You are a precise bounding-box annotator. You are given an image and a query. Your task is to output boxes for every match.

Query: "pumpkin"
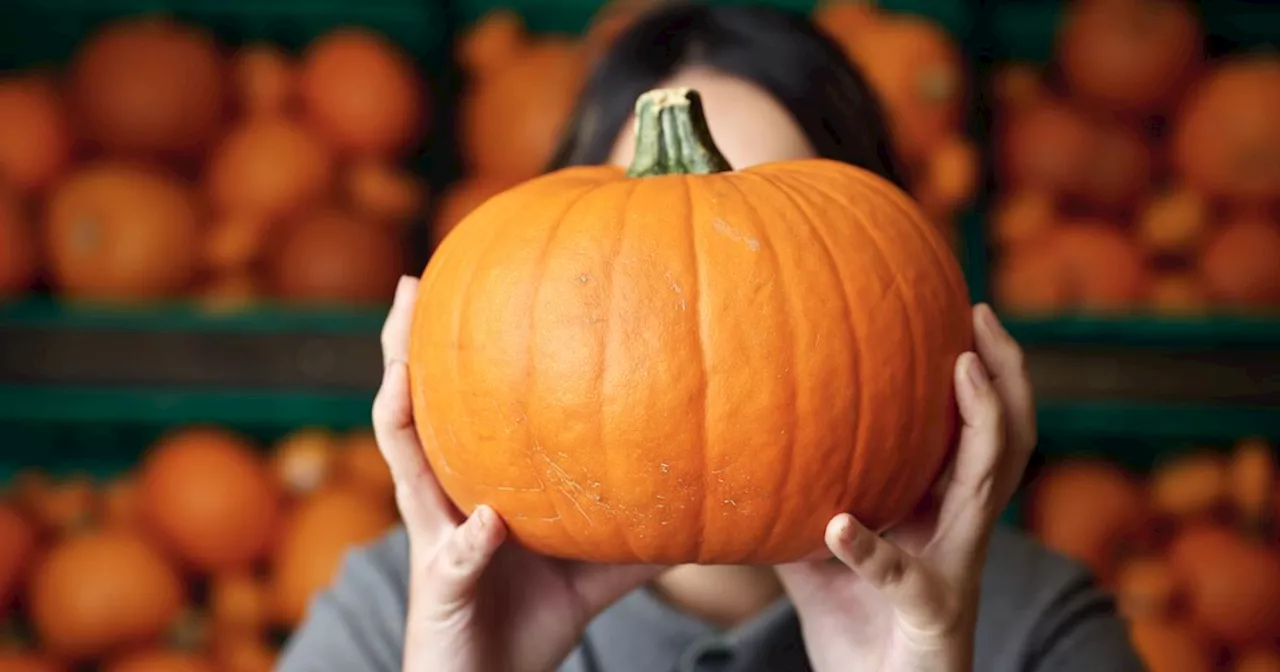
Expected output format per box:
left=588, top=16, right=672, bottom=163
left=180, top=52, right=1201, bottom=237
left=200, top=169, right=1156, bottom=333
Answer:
left=271, top=428, right=340, bottom=497
left=989, top=191, right=1055, bottom=249
left=1043, top=221, right=1151, bottom=312
left=410, top=88, right=971, bottom=564
left=139, top=427, right=281, bottom=573
left=432, top=175, right=521, bottom=247
left=344, top=160, right=426, bottom=223
left=1115, top=555, right=1180, bottom=620
left=1028, top=459, right=1149, bottom=581
left=102, top=651, right=215, bottom=672
left=0, top=187, right=37, bottom=298
left=203, top=214, right=272, bottom=274
left=1127, top=619, right=1214, bottom=672
left=336, top=431, right=394, bottom=503
left=0, top=503, right=36, bottom=614
left=232, top=43, right=295, bottom=117
left=1198, top=215, right=1280, bottom=310
left=997, top=100, right=1097, bottom=198
left=1137, top=188, right=1209, bottom=256
left=992, top=242, right=1069, bottom=315
left=1057, top=0, right=1202, bottom=119
left=206, top=116, right=334, bottom=221
left=1170, top=524, right=1280, bottom=646
left=0, top=653, right=67, bottom=672
left=1172, top=57, right=1280, bottom=203
left=28, top=475, right=98, bottom=536
left=1149, top=452, right=1228, bottom=522
left=212, top=634, right=276, bottom=672
left=458, top=10, right=526, bottom=76
left=210, top=573, right=268, bottom=636
left=196, top=272, right=261, bottom=315
left=300, top=29, right=424, bottom=158
left=583, top=0, right=659, bottom=60
left=1149, top=272, right=1209, bottom=315
left=45, top=162, right=201, bottom=302
left=0, top=75, right=72, bottom=193
left=70, top=16, right=225, bottom=159
left=915, top=135, right=980, bottom=218
left=990, top=62, right=1047, bottom=114
left=1230, top=438, right=1276, bottom=529
left=27, top=529, right=185, bottom=660
left=814, top=0, right=879, bottom=42
left=1078, top=121, right=1152, bottom=211
left=1236, top=649, right=1280, bottom=672
left=461, top=38, right=586, bottom=180
left=270, top=487, right=395, bottom=626
left=101, top=475, right=143, bottom=530
left=269, top=209, right=404, bottom=305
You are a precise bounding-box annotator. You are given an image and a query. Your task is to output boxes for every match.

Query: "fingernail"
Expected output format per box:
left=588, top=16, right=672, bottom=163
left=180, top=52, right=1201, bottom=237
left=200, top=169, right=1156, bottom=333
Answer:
left=966, top=353, right=989, bottom=389
left=472, top=505, right=493, bottom=532
left=392, top=275, right=415, bottom=306
left=981, top=303, right=1007, bottom=337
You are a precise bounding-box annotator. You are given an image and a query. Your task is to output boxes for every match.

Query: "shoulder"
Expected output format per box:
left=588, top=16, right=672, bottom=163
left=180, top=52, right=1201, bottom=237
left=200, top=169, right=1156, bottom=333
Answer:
left=276, top=527, right=411, bottom=672
left=975, top=526, right=1144, bottom=672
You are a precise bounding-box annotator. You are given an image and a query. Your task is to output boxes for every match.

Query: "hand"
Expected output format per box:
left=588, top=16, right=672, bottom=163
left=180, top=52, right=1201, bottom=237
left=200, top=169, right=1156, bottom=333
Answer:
left=374, top=276, right=662, bottom=672
left=776, top=304, right=1036, bottom=672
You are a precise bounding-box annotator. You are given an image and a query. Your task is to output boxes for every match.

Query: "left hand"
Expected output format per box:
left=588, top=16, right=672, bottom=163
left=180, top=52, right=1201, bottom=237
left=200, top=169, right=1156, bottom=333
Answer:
left=776, top=304, right=1037, bottom=672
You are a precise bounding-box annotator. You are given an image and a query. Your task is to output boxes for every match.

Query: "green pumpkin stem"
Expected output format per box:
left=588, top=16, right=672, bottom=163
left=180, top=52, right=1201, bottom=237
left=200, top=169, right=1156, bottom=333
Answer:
left=626, top=88, right=733, bottom=178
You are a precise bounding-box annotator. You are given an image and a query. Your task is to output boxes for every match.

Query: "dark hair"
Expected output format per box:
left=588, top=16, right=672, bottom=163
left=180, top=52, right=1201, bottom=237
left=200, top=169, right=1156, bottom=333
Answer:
left=546, top=2, right=907, bottom=189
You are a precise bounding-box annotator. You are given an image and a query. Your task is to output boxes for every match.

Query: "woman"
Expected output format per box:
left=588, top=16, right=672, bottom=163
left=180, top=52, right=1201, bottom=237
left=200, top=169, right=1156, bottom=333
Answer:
left=278, top=4, right=1144, bottom=671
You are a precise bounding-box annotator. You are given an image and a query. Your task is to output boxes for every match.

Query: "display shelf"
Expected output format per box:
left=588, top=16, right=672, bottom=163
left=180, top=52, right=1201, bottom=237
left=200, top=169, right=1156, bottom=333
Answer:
left=1004, top=314, right=1280, bottom=347
left=0, top=298, right=389, bottom=334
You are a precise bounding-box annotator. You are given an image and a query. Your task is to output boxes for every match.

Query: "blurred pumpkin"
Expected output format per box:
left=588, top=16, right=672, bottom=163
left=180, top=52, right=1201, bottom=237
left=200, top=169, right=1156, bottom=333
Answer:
left=990, top=62, right=1046, bottom=113
left=992, top=241, right=1068, bottom=315
left=458, top=10, right=526, bottom=76
left=101, top=475, right=143, bottom=529
left=997, top=100, right=1097, bottom=198
left=1150, top=452, right=1228, bottom=522
left=814, top=0, right=879, bottom=42
left=1127, top=619, right=1214, bottom=672
left=102, top=650, right=215, bottom=672
left=300, top=28, right=424, bottom=158
left=45, top=162, right=201, bottom=302
left=345, top=160, right=426, bottom=223
left=989, top=191, right=1055, bottom=249
left=269, top=209, right=403, bottom=305
left=231, top=43, right=295, bottom=117
left=1230, top=438, right=1277, bottom=529
left=1028, top=459, right=1150, bottom=581
left=1044, top=221, right=1151, bottom=312
left=1079, top=122, right=1152, bottom=211
left=140, top=427, right=281, bottom=573
left=28, top=475, right=98, bottom=536
left=1170, top=524, right=1280, bottom=647
left=461, top=38, right=586, bottom=179
left=1172, top=56, right=1280, bottom=203
left=210, top=573, right=268, bottom=636
left=337, top=431, right=394, bottom=503
left=213, top=633, right=276, bottom=672
left=270, top=487, right=396, bottom=627
left=0, top=75, right=73, bottom=193
left=0, top=503, right=36, bottom=614
left=272, top=428, right=340, bottom=497
left=206, top=116, right=334, bottom=221
left=915, top=135, right=980, bottom=218
left=1057, top=0, right=1202, bottom=118
left=0, top=188, right=37, bottom=298
left=202, top=214, right=273, bottom=274
left=1236, top=649, right=1280, bottom=672
left=27, top=528, right=185, bottom=660
left=1137, top=188, right=1209, bottom=256
left=432, top=175, right=520, bottom=247
left=1115, top=555, right=1180, bottom=620
left=1149, top=272, right=1209, bottom=316
left=195, top=272, right=261, bottom=315
left=1198, top=215, right=1280, bottom=310
left=69, top=16, right=225, bottom=159
left=0, top=653, right=67, bottom=672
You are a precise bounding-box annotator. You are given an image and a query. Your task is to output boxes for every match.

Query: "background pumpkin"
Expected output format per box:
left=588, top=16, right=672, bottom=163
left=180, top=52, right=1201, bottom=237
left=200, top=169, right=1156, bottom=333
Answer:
left=231, top=43, right=296, bottom=118
left=268, top=209, right=404, bottom=304
left=0, top=503, right=36, bottom=615
left=1169, top=524, right=1280, bottom=647
left=1197, top=213, right=1280, bottom=310
left=0, top=75, right=73, bottom=193
left=0, top=188, right=38, bottom=298
left=412, top=88, right=971, bottom=564
left=0, top=653, right=67, bottom=672
left=431, top=175, right=520, bottom=246
left=102, top=651, right=215, bottom=672
left=205, top=116, right=334, bottom=221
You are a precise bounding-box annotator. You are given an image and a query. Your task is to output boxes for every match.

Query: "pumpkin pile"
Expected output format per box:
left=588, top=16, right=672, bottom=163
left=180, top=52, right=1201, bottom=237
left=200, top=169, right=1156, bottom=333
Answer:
left=988, top=0, right=1280, bottom=317
left=1027, top=438, right=1280, bottom=670
left=0, top=15, right=424, bottom=308
left=0, top=425, right=398, bottom=670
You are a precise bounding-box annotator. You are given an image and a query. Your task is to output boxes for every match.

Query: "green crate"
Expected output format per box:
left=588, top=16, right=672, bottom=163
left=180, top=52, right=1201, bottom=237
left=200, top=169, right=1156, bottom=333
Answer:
left=0, top=297, right=388, bottom=334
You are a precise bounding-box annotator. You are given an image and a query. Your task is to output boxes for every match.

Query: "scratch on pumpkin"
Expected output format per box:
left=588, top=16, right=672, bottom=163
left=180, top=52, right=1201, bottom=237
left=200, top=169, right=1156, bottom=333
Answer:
left=532, top=439, right=595, bottom=525
left=712, top=218, right=761, bottom=252
left=665, top=272, right=686, bottom=311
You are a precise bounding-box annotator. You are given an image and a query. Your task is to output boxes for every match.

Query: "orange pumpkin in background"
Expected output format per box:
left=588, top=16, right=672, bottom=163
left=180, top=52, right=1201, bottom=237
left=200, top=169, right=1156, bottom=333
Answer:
left=202, top=214, right=273, bottom=274
left=139, top=427, right=282, bottom=573
left=1137, top=188, right=1209, bottom=256
left=232, top=43, right=296, bottom=117
left=992, top=242, right=1069, bottom=315
left=206, top=116, right=334, bottom=221
left=1028, top=459, right=1149, bottom=581
left=270, top=209, right=404, bottom=305
left=1114, top=555, right=1179, bottom=620
left=300, top=29, right=424, bottom=158
left=210, top=573, right=269, bottom=636
left=270, top=487, right=395, bottom=627
left=989, top=191, right=1055, bottom=249
left=271, top=428, right=340, bottom=497
left=1040, top=221, right=1151, bottom=312
left=0, top=188, right=37, bottom=298
left=1078, top=121, right=1152, bottom=211
left=1173, top=56, right=1280, bottom=203
left=1127, top=619, right=1214, bottom=672
left=1198, top=215, right=1280, bottom=310
left=337, top=431, right=395, bottom=503
left=1149, top=272, right=1209, bottom=315
left=997, top=100, right=1098, bottom=198
left=1236, top=649, right=1280, bottom=672
left=27, top=529, right=185, bottom=661
left=457, top=9, right=527, bottom=76
left=102, top=651, right=215, bottom=672
left=69, top=16, right=225, bottom=159
left=344, top=159, right=426, bottom=223
left=1170, top=524, right=1280, bottom=647
left=461, top=38, right=587, bottom=179
left=1056, top=0, right=1203, bottom=119
left=432, top=175, right=520, bottom=246
left=0, top=75, right=73, bottom=193
left=0, top=503, right=36, bottom=614
left=45, top=162, right=201, bottom=302
left=0, top=653, right=67, bottom=672
left=412, top=88, right=971, bottom=564
left=814, top=0, right=880, bottom=42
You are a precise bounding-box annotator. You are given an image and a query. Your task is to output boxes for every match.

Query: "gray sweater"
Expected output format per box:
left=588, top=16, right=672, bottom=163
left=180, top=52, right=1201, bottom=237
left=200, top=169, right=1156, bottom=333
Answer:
left=277, top=525, right=1146, bottom=671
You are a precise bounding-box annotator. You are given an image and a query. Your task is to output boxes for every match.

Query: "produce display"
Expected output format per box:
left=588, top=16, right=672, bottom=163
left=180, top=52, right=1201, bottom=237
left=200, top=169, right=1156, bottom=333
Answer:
left=0, top=15, right=428, bottom=310
left=989, top=0, right=1280, bottom=317
left=1027, top=437, right=1280, bottom=671
left=0, top=426, right=397, bottom=671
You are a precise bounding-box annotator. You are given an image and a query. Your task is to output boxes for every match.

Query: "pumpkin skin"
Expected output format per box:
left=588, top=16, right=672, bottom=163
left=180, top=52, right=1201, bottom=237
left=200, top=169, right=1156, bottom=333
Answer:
left=70, top=17, right=225, bottom=159
left=410, top=88, right=971, bottom=564
left=27, top=529, right=185, bottom=661
left=1198, top=215, right=1280, bottom=310
left=1169, top=524, right=1280, bottom=647
left=0, top=75, right=73, bottom=193
left=45, top=163, right=201, bottom=302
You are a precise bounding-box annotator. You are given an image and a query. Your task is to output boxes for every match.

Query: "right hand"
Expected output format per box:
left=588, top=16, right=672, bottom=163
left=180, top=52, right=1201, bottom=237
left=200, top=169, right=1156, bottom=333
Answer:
left=374, top=275, right=663, bottom=672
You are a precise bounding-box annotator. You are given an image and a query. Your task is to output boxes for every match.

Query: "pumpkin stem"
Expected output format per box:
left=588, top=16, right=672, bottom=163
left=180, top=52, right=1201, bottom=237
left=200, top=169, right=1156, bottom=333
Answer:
left=626, top=88, right=733, bottom=178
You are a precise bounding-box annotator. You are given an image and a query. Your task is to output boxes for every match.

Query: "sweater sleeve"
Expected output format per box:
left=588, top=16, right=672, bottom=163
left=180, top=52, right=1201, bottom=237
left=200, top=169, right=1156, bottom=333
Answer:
left=276, top=528, right=412, bottom=672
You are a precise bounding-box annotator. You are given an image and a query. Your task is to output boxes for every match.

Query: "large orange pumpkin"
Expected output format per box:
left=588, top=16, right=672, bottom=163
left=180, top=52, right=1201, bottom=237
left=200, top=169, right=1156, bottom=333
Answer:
left=461, top=38, right=587, bottom=180
left=0, top=75, right=73, bottom=193
left=410, top=88, right=972, bottom=564
left=300, top=29, right=424, bottom=158
left=139, top=427, right=282, bottom=573
left=205, top=116, right=334, bottom=221
left=45, top=162, right=201, bottom=302
left=0, top=188, right=37, bottom=298
left=270, top=487, right=395, bottom=627
left=1169, top=524, right=1280, bottom=647
left=0, top=503, right=36, bottom=614
left=1198, top=215, right=1280, bottom=310
left=27, top=529, right=185, bottom=661
left=1172, top=57, right=1280, bottom=202
left=269, top=209, right=404, bottom=305
left=70, top=16, right=225, bottom=159
left=1057, top=0, right=1202, bottom=119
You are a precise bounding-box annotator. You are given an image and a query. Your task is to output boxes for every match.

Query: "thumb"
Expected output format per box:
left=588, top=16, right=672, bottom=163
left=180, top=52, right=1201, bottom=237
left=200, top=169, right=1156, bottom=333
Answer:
left=420, top=506, right=506, bottom=612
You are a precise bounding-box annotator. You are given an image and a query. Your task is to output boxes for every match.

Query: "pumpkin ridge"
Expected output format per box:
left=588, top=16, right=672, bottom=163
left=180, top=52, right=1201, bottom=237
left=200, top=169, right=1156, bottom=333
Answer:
left=717, top=173, right=802, bottom=560
left=755, top=171, right=863, bottom=544
left=685, top=176, right=713, bottom=562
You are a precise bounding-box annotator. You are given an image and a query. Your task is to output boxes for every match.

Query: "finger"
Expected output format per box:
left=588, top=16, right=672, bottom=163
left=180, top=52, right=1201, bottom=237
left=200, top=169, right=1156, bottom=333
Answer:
left=422, top=505, right=507, bottom=610
left=372, top=359, right=459, bottom=534
left=566, top=563, right=665, bottom=616
left=929, top=353, right=1004, bottom=562
left=827, top=514, right=943, bottom=624
left=381, top=275, right=419, bottom=367
left=973, top=304, right=1037, bottom=509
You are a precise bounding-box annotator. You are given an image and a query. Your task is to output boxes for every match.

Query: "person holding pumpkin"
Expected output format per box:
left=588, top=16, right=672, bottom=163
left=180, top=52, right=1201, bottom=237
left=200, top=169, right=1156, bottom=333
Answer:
left=278, top=4, right=1144, bottom=671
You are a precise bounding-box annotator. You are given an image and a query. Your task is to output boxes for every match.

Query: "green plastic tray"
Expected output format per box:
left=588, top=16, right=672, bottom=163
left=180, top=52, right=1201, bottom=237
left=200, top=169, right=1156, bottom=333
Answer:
left=0, top=297, right=389, bottom=334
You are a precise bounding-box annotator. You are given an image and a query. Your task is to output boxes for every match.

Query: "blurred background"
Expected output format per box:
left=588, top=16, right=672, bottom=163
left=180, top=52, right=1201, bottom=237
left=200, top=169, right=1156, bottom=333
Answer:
left=0, top=0, right=1278, bottom=669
